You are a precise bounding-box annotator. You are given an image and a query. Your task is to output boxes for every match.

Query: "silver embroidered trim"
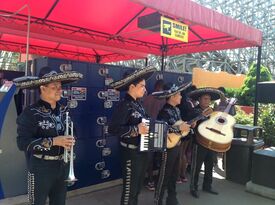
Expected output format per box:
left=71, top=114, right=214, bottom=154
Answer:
left=28, top=172, right=35, bottom=205
left=38, top=120, right=55, bottom=129
left=123, top=160, right=132, bottom=205
left=154, top=151, right=168, bottom=205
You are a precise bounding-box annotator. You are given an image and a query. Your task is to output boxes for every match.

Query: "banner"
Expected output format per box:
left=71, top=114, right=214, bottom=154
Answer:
left=160, top=16, right=188, bottom=42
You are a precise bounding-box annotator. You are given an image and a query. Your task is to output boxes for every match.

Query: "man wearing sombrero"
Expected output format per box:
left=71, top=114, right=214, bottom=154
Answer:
left=153, top=82, right=191, bottom=205
left=109, top=66, right=156, bottom=205
left=15, top=66, right=82, bottom=205
left=188, top=88, right=223, bottom=198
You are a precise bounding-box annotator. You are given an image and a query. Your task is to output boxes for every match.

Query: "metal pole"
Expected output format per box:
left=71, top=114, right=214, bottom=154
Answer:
left=161, top=50, right=165, bottom=71
left=25, top=5, right=31, bottom=76
left=160, top=36, right=167, bottom=72
left=253, top=46, right=262, bottom=126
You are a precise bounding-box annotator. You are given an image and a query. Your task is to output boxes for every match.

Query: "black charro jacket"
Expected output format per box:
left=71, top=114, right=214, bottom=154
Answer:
left=109, top=93, right=149, bottom=146
left=17, top=99, right=68, bottom=156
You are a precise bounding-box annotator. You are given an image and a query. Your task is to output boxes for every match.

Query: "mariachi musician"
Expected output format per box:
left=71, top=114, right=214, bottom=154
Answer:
left=15, top=66, right=82, bottom=205
left=109, top=66, right=156, bottom=205
left=188, top=88, right=223, bottom=198
left=153, top=83, right=191, bottom=205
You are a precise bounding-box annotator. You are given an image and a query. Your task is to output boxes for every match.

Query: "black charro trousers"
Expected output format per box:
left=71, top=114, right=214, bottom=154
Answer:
left=155, top=145, right=181, bottom=205
left=120, top=146, right=149, bottom=205
left=28, top=157, right=68, bottom=205
left=190, top=143, right=215, bottom=191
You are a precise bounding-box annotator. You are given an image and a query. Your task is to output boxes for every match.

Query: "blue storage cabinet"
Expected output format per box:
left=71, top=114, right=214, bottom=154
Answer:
left=34, top=58, right=124, bottom=190
left=33, top=57, right=192, bottom=191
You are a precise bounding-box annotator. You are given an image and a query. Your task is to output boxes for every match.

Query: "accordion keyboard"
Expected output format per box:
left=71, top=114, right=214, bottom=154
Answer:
left=140, top=118, right=168, bottom=152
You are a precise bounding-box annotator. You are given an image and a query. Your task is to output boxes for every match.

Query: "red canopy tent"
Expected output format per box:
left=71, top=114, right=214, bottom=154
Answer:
left=0, top=0, right=262, bottom=64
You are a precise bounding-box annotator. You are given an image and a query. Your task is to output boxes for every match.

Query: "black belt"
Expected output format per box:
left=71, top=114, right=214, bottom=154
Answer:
left=120, top=142, right=138, bottom=150
left=33, top=154, right=63, bottom=161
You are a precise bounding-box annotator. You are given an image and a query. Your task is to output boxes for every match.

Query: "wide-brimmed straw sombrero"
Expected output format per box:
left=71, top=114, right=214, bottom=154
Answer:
left=109, top=66, right=156, bottom=91
left=152, top=82, right=192, bottom=99
left=13, top=66, right=83, bottom=89
left=188, top=87, right=224, bottom=101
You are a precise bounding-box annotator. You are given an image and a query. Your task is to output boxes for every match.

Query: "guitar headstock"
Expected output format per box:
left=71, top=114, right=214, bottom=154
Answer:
left=202, top=107, right=213, bottom=117
left=228, top=98, right=237, bottom=105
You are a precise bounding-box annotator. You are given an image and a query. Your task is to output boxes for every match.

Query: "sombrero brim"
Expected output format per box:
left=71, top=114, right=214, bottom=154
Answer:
left=109, top=66, right=156, bottom=91
left=188, top=88, right=224, bottom=101
left=152, top=82, right=192, bottom=99
left=13, top=71, right=83, bottom=89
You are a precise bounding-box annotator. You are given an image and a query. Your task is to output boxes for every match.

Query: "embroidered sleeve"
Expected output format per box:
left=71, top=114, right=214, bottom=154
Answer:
left=158, top=108, right=181, bottom=134
left=109, top=102, right=139, bottom=138
left=17, top=107, right=53, bottom=152
left=30, top=138, right=53, bottom=152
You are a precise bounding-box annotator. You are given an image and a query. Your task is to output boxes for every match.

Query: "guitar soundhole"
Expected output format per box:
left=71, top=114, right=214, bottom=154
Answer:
left=217, top=118, right=225, bottom=124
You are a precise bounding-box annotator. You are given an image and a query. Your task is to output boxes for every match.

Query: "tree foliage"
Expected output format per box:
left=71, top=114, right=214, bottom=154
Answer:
left=238, top=63, right=272, bottom=106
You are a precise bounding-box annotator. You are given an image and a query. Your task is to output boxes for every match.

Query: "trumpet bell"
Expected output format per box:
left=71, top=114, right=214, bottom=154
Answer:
left=65, top=177, right=78, bottom=186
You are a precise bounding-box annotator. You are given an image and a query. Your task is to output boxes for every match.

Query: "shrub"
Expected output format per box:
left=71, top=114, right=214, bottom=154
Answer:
left=258, top=104, right=275, bottom=146
left=238, top=63, right=272, bottom=106
left=234, top=104, right=275, bottom=146
left=234, top=106, right=253, bottom=125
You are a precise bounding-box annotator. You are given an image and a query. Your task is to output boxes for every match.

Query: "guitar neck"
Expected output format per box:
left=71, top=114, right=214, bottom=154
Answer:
left=223, top=98, right=236, bottom=113
left=187, top=114, right=205, bottom=125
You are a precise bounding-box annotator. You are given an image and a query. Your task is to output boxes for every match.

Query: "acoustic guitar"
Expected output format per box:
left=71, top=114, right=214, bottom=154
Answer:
left=197, top=98, right=237, bottom=152
left=167, top=107, right=213, bottom=149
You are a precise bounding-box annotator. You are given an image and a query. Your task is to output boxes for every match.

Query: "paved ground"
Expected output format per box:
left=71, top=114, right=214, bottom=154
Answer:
left=1, top=159, right=274, bottom=205
left=66, top=165, right=274, bottom=205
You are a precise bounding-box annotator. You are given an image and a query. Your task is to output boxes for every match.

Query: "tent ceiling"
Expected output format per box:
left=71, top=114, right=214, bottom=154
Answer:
left=0, top=0, right=262, bottom=63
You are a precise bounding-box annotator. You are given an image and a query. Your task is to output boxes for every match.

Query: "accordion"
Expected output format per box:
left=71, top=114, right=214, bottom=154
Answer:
left=139, top=118, right=168, bottom=152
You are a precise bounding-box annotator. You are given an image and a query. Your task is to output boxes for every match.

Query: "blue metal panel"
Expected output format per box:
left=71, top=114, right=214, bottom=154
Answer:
left=46, top=58, right=69, bottom=71
left=86, top=87, right=107, bottom=111
left=71, top=113, right=111, bottom=139
left=145, top=71, right=163, bottom=94
left=70, top=61, right=89, bottom=86
left=35, top=58, right=89, bottom=87
left=0, top=85, right=16, bottom=138
left=71, top=114, right=91, bottom=139
left=69, top=98, right=91, bottom=115
left=163, top=72, right=184, bottom=85
left=0, top=182, right=4, bottom=199
left=69, top=162, right=102, bottom=190
left=103, top=136, right=122, bottom=181
left=74, top=138, right=102, bottom=163
left=87, top=64, right=106, bottom=87
left=105, top=65, right=123, bottom=83
left=88, top=114, right=108, bottom=138
left=146, top=71, right=193, bottom=94
left=70, top=137, right=106, bottom=189
left=87, top=64, right=123, bottom=88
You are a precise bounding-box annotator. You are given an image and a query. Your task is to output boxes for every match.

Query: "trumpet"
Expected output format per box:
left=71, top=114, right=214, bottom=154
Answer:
left=64, top=112, right=78, bottom=186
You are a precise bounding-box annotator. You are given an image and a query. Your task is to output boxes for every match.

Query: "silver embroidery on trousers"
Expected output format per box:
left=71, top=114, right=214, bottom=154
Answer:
left=154, top=151, right=168, bottom=205
left=123, top=160, right=132, bottom=205
left=28, top=172, right=35, bottom=205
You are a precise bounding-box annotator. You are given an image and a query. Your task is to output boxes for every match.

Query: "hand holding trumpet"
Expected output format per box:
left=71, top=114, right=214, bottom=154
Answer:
left=53, top=135, right=75, bottom=150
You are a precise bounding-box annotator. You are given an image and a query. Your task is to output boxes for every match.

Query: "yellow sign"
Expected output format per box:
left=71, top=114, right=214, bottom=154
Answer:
left=160, top=16, right=188, bottom=42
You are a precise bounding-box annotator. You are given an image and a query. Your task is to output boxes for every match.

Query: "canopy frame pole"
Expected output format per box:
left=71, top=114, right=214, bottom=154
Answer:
left=253, top=46, right=262, bottom=126
left=160, top=37, right=168, bottom=71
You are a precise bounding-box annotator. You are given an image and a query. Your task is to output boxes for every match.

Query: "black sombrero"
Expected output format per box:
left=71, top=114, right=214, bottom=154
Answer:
left=13, top=66, right=83, bottom=89
left=152, top=82, right=192, bottom=99
left=188, top=87, right=224, bottom=101
left=109, top=66, right=156, bottom=91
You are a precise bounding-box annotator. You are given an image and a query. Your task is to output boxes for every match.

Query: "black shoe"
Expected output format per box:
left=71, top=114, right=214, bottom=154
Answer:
left=202, top=188, right=219, bottom=195
left=190, top=190, right=199, bottom=198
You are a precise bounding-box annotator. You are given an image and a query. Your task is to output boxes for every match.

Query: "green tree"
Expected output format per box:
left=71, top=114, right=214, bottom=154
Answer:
left=238, top=63, right=272, bottom=106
